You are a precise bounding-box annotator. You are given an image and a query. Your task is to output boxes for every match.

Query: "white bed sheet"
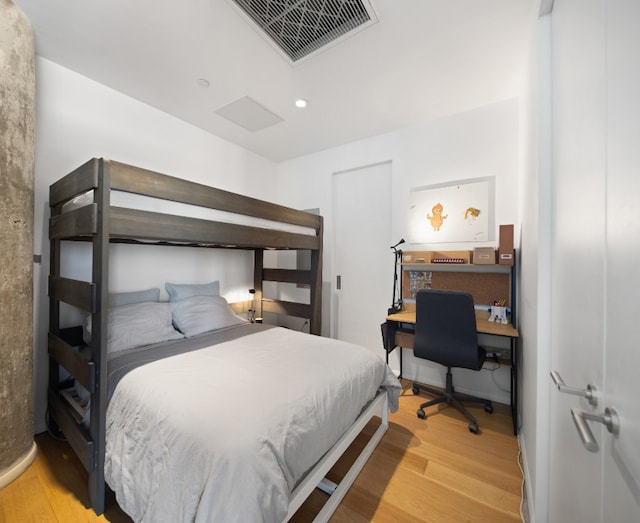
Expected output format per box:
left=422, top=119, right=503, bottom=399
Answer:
left=105, top=327, right=400, bottom=523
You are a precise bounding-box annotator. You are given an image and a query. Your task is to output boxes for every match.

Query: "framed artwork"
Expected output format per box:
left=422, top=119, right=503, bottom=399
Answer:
left=408, top=177, right=495, bottom=243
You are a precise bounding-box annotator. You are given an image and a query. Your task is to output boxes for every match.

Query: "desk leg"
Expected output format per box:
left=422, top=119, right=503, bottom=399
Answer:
left=385, top=345, right=403, bottom=380
left=382, top=321, right=403, bottom=380
left=511, top=337, right=518, bottom=436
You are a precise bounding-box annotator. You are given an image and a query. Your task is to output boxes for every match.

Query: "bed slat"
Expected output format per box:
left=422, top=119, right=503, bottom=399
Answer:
left=48, top=390, right=94, bottom=472
left=49, top=158, right=99, bottom=207
left=263, top=268, right=311, bottom=285
left=48, top=332, right=95, bottom=393
left=49, top=276, right=96, bottom=313
left=262, top=298, right=311, bottom=319
left=109, top=207, right=320, bottom=250
left=49, top=204, right=97, bottom=239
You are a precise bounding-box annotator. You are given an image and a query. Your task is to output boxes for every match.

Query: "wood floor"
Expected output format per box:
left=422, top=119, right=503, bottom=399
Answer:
left=0, top=380, right=522, bottom=522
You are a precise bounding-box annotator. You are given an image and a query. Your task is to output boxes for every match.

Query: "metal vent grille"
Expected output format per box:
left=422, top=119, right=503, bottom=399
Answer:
left=230, top=0, right=376, bottom=62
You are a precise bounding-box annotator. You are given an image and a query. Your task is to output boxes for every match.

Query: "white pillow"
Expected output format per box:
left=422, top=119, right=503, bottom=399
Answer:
left=109, top=288, right=160, bottom=307
left=171, top=295, right=247, bottom=337
left=104, top=302, right=184, bottom=352
left=165, top=280, right=220, bottom=302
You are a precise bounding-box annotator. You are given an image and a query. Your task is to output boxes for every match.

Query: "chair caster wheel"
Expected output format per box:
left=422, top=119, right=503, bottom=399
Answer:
left=484, top=404, right=494, bottom=414
left=417, top=409, right=426, bottom=419
left=412, top=385, right=420, bottom=395
left=468, top=422, right=479, bottom=434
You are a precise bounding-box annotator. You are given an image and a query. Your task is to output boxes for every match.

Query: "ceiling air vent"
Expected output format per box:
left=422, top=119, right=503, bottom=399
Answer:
left=228, top=0, right=378, bottom=63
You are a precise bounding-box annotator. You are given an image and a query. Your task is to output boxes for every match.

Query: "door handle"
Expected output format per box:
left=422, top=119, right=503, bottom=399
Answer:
left=550, top=371, right=598, bottom=406
left=571, top=407, right=620, bottom=453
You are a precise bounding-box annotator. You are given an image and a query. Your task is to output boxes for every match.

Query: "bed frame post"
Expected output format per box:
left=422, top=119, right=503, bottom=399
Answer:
left=253, top=248, right=264, bottom=322
left=88, top=158, right=110, bottom=514
left=309, top=216, right=323, bottom=335
left=47, top=206, right=62, bottom=436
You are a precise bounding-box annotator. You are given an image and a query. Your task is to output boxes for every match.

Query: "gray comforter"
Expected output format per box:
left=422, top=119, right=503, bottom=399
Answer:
left=104, top=325, right=400, bottom=522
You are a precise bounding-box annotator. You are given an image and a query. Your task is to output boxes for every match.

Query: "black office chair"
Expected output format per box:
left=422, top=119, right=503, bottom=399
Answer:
left=412, top=289, right=493, bottom=434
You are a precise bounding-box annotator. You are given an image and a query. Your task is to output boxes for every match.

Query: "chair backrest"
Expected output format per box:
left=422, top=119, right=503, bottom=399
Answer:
left=413, top=290, right=485, bottom=370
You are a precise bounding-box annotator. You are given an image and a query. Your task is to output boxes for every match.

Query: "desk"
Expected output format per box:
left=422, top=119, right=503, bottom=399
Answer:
left=383, top=309, right=519, bottom=435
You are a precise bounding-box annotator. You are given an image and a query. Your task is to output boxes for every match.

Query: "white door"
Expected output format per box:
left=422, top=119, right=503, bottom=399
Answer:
left=332, top=162, right=392, bottom=358
left=548, top=0, right=640, bottom=520
left=548, top=1, right=606, bottom=517
left=601, top=0, right=640, bottom=517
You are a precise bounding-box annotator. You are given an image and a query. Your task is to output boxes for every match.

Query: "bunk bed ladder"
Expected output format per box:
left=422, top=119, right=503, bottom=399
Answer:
left=47, top=158, right=110, bottom=515
left=253, top=217, right=323, bottom=335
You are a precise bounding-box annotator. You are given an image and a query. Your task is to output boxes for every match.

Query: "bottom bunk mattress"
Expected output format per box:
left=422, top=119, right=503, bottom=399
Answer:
left=104, top=324, right=401, bottom=522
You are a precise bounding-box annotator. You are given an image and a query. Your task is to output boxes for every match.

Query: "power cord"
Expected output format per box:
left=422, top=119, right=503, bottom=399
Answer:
left=482, top=354, right=511, bottom=393
left=518, top=447, right=527, bottom=522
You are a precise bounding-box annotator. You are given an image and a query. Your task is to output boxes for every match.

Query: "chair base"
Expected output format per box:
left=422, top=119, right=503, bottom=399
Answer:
left=413, top=368, right=493, bottom=434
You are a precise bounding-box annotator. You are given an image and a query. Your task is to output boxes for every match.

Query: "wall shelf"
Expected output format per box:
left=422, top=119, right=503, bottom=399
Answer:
left=399, top=249, right=517, bottom=326
left=400, top=262, right=511, bottom=273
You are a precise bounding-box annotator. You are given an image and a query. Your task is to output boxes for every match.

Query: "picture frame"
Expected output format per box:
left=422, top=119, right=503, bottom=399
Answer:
left=408, top=176, right=495, bottom=243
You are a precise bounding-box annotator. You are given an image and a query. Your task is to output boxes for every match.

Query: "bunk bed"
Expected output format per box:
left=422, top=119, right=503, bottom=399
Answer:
left=47, top=158, right=400, bottom=522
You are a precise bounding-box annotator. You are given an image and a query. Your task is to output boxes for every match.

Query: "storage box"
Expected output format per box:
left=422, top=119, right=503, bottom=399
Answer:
left=473, top=247, right=496, bottom=265
left=401, top=251, right=431, bottom=264
left=430, top=250, right=472, bottom=264
left=402, top=250, right=472, bottom=265
left=499, top=224, right=514, bottom=266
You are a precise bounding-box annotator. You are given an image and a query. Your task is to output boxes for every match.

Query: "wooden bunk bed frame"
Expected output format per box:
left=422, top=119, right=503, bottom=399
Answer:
left=47, top=157, right=326, bottom=514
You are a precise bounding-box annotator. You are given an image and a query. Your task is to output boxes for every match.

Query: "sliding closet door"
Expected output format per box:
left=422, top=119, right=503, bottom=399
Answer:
left=548, top=1, right=606, bottom=519
left=548, top=0, right=640, bottom=520
left=332, top=162, right=391, bottom=358
left=601, top=0, right=640, bottom=517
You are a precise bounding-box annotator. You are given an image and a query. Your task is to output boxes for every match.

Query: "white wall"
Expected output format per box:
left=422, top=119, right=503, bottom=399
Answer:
left=518, top=11, right=552, bottom=523
left=32, top=58, right=278, bottom=433
left=31, top=60, right=524, bottom=429
left=277, top=99, right=520, bottom=404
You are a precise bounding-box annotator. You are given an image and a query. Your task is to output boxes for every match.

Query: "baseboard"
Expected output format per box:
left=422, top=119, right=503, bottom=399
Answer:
left=408, top=374, right=511, bottom=406
left=518, top=433, right=535, bottom=523
left=0, top=441, right=38, bottom=489
left=400, top=354, right=511, bottom=406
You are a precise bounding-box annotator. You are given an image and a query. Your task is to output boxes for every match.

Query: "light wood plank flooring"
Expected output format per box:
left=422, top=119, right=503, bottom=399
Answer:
left=0, top=380, right=522, bottom=522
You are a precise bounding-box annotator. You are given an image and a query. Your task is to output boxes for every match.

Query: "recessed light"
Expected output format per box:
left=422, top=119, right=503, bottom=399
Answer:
left=197, top=78, right=210, bottom=88
left=295, top=98, right=307, bottom=108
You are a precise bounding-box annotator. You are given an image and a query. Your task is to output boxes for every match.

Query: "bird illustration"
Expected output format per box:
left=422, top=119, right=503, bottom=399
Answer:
left=464, top=207, right=481, bottom=223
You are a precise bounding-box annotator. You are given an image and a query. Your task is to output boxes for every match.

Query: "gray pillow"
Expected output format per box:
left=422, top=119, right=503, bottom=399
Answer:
left=109, top=288, right=160, bottom=307
left=83, top=288, right=161, bottom=344
left=165, top=281, right=220, bottom=302
left=171, top=295, right=246, bottom=337
left=107, top=302, right=184, bottom=352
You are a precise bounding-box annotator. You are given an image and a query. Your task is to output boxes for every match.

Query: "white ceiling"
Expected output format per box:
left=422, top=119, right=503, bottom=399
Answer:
left=14, top=0, right=536, bottom=162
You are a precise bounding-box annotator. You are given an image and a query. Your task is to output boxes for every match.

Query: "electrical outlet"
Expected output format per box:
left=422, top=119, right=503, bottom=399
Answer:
left=486, top=349, right=510, bottom=361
